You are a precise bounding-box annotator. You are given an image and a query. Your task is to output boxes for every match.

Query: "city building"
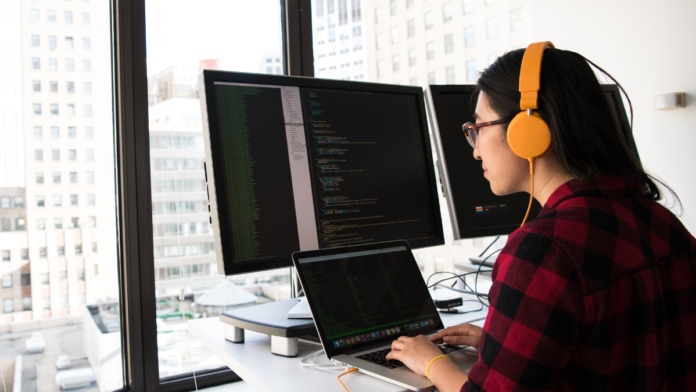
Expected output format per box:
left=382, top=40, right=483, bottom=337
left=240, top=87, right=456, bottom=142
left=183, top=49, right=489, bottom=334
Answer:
left=258, top=52, right=283, bottom=75
left=364, top=0, right=533, bottom=86
left=313, top=0, right=368, bottom=80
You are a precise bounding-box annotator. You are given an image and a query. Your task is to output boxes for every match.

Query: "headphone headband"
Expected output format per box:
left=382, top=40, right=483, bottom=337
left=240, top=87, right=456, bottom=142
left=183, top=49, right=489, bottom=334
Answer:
left=519, top=41, right=555, bottom=110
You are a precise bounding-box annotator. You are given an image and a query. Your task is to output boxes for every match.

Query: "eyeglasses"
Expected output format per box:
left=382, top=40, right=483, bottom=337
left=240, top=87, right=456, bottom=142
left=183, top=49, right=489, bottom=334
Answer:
left=461, top=119, right=511, bottom=148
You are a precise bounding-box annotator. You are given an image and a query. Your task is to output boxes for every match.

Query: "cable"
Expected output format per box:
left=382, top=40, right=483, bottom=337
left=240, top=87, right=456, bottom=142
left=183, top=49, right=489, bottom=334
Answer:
left=477, top=236, right=500, bottom=258
left=300, top=349, right=350, bottom=372
left=338, top=368, right=359, bottom=392
left=521, top=158, right=535, bottom=227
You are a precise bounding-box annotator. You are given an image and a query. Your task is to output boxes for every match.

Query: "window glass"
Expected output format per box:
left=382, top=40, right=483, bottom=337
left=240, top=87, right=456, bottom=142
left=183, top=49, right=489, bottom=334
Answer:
left=465, top=25, right=475, bottom=47
left=0, top=2, right=123, bottom=390
left=145, top=0, right=286, bottom=379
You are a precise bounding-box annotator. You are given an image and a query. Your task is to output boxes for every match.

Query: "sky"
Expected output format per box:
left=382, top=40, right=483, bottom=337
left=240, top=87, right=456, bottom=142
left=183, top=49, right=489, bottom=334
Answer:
left=145, top=0, right=284, bottom=77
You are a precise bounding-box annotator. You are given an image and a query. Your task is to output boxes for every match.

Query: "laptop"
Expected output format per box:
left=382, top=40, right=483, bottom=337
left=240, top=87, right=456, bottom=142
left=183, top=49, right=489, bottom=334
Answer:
left=292, top=240, right=479, bottom=391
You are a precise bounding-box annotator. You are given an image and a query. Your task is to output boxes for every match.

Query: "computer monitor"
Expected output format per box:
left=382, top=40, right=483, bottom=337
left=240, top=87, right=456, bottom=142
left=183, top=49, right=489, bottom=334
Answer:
left=199, top=71, right=445, bottom=276
left=426, top=84, right=635, bottom=240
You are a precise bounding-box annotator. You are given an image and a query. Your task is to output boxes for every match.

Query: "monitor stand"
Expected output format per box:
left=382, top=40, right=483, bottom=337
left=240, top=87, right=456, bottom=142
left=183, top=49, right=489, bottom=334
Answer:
left=468, top=254, right=498, bottom=268
left=220, top=298, right=318, bottom=358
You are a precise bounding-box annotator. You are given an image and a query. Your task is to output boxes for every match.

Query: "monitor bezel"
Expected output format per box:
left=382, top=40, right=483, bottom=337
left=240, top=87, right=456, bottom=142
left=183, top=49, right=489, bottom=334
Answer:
left=200, top=70, right=445, bottom=276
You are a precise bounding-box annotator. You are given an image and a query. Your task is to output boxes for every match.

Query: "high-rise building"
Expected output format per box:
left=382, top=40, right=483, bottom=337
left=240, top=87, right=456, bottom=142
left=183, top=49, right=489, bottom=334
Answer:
left=313, top=0, right=368, bottom=80
left=364, top=0, right=532, bottom=86
left=1, top=0, right=118, bottom=324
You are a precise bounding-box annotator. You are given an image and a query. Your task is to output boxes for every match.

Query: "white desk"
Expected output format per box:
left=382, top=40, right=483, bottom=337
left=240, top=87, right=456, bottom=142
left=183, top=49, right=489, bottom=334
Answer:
left=188, top=301, right=489, bottom=392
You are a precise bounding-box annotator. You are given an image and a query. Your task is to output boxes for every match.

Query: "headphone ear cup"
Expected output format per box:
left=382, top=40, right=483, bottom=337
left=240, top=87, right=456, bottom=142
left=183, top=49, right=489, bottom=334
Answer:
left=507, top=112, right=552, bottom=159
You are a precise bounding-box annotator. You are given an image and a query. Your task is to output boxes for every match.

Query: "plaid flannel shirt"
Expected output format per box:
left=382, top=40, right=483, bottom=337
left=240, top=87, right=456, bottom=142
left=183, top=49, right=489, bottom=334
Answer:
left=463, top=176, right=696, bottom=391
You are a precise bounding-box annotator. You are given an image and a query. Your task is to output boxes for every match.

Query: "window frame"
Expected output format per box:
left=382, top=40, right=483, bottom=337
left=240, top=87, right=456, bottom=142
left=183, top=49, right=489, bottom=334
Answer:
left=112, top=0, right=311, bottom=391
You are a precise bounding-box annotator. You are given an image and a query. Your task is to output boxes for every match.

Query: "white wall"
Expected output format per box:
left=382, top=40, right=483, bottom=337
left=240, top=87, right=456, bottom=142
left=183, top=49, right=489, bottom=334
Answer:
left=530, top=0, right=696, bottom=234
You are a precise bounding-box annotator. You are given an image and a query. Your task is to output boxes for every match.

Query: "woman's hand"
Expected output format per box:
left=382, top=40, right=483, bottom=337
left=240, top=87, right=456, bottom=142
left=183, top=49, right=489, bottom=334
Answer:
left=385, top=335, right=444, bottom=376
left=429, top=324, right=484, bottom=351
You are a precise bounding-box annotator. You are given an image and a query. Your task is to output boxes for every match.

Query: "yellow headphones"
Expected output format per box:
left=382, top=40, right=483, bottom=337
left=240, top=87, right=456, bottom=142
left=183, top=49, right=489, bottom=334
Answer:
left=506, top=41, right=554, bottom=226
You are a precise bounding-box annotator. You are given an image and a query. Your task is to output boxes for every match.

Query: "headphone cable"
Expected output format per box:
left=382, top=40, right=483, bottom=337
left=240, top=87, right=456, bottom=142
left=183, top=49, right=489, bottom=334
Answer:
left=521, top=158, right=535, bottom=226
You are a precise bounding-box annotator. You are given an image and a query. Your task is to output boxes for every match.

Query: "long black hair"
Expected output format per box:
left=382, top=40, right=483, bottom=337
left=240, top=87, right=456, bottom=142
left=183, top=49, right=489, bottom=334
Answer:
left=475, top=47, right=679, bottom=207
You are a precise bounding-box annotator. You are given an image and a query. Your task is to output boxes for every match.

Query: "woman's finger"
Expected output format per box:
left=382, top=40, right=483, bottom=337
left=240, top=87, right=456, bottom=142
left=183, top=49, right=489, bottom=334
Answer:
left=443, top=335, right=478, bottom=346
left=391, top=339, right=405, bottom=351
left=385, top=350, right=403, bottom=361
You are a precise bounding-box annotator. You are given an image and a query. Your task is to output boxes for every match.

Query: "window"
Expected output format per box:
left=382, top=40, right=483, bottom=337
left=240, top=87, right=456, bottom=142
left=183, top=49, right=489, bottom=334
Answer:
left=50, top=81, right=58, bottom=92
left=2, top=275, right=11, bottom=288
left=14, top=197, right=24, bottom=208
left=33, top=80, right=41, bottom=92
left=86, top=171, right=95, bottom=184
left=407, top=0, right=414, bottom=9
left=23, top=297, right=32, bottom=311
left=317, top=0, right=324, bottom=16
left=67, top=81, right=75, bottom=93
left=59, top=296, right=69, bottom=309
left=66, top=58, right=74, bottom=71
left=70, top=172, right=78, bottom=183
left=0, top=197, right=9, bottom=208
left=84, top=81, right=92, bottom=94
left=88, top=217, right=96, bottom=228
left=1, top=251, right=9, bottom=262
left=21, top=273, right=31, bottom=286
left=351, top=0, right=361, bottom=22
left=327, top=0, right=335, bottom=14
left=3, top=299, right=13, bottom=314
left=35, top=149, right=43, bottom=161
left=21, top=249, right=29, bottom=260
left=377, top=60, right=386, bottom=77
left=53, top=195, right=62, bottom=207
left=53, top=172, right=61, bottom=184
left=15, top=218, right=26, bottom=231
left=407, top=19, right=415, bottom=38
left=49, top=58, right=58, bottom=70
left=424, top=11, right=434, bottom=30
left=374, top=6, right=384, bottom=24
left=486, top=17, right=499, bottom=40
left=71, top=195, right=79, bottom=206
left=83, top=37, right=91, bottom=49
left=91, top=242, right=97, bottom=253
left=390, top=0, right=397, bottom=16
left=426, top=41, right=435, bottom=60
left=69, top=127, right=78, bottom=138
left=67, top=104, right=75, bottom=116
left=36, top=196, right=45, bottom=207
left=32, top=34, right=40, bottom=46
left=463, top=0, right=474, bottom=14
left=65, top=11, right=73, bottom=23
left=465, top=26, right=475, bottom=47
left=70, top=217, right=80, bottom=229
left=353, top=26, right=362, bottom=37
left=52, top=149, right=60, bottom=161
left=77, top=269, right=85, bottom=281
left=428, top=71, right=436, bottom=84
left=36, top=172, right=44, bottom=184
left=40, top=274, right=49, bottom=286
left=1, top=219, right=10, bottom=232
left=443, top=3, right=453, bottom=22
left=445, top=34, right=454, bottom=54
left=33, top=103, right=41, bottom=115
left=69, top=149, right=77, bottom=161
left=391, top=27, right=399, bottom=44
left=88, top=194, right=95, bottom=206
left=38, top=219, right=46, bottom=230
left=52, top=126, right=60, bottom=139
left=34, top=127, right=43, bottom=138
left=86, top=149, right=94, bottom=161
left=39, top=248, right=47, bottom=259
left=408, top=48, right=417, bottom=66
left=57, top=247, right=65, bottom=257
left=510, top=8, right=524, bottom=31
left=54, top=218, right=63, bottom=229
left=49, top=35, right=57, bottom=49
left=76, top=245, right=83, bottom=256
left=51, top=103, right=59, bottom=115
left=85, top=127, right=93, bottom=139
left=31, top=9, right=39, bottom=20
left=82, top=12, right=90, bottom=24
left=66, top=36, right=74, bottom=49
left=376, top=33, right=385, bottom=50
left=466, top=59, right=477, bottom=80
left=83, top=59, right=91, bottom=72
left=41, top=298, right=50, bottom=310
left=84, top=104, right=93, bottom=116
left=409, top=77, right=418, bottom=86
left=392, top=55, right=400, bottom=72
left=338, top=0, right=348, bottom=25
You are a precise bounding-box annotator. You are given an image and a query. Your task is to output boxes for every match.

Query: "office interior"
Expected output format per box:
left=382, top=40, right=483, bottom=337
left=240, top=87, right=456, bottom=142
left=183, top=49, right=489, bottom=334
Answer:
left=0, top=0, right=694, bottom=391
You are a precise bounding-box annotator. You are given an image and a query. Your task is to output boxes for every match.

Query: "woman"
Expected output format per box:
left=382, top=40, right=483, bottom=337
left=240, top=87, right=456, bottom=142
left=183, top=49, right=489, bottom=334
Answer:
left=386, top=45, right=696, bottom=391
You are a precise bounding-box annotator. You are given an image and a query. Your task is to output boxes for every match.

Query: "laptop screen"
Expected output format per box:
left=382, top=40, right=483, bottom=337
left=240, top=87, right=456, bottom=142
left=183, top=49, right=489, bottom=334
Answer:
left=293, top=241, right=443, bottom=358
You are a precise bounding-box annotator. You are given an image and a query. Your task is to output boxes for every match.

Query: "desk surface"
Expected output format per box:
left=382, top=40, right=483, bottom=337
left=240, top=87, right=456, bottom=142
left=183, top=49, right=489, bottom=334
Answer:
left=188, top=300, right=489, bottom=392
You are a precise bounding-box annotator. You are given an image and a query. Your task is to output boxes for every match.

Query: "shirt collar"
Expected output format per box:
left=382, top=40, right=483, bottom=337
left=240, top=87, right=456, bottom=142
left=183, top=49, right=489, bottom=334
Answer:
left=544, top=175, right=644, bottom=210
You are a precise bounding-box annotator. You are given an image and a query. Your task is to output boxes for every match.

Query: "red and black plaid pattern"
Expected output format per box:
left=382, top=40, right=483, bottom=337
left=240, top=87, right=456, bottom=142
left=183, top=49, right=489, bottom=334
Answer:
left=463, top=176, right=696, bottom=391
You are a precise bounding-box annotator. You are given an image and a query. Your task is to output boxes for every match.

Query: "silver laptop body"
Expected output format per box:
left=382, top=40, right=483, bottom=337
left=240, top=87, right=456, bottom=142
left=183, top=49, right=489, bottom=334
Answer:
left=292, top=240, right=479, bottom=391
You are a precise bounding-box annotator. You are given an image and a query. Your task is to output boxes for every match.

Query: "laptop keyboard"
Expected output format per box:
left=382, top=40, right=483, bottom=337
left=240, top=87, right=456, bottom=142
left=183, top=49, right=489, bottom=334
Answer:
left=356, top=343, right=464, bottom=369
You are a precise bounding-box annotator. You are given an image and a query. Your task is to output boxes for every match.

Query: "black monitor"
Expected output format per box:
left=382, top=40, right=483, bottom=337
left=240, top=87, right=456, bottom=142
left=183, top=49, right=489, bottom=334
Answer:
left=426, top=84, right=635, bottom=240
left=199, top=71, right=445, bottom=276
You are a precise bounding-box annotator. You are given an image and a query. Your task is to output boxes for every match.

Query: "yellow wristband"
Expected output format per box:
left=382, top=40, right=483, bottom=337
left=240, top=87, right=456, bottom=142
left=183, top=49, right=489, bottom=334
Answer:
left=426, top=355, right=449, bottom=380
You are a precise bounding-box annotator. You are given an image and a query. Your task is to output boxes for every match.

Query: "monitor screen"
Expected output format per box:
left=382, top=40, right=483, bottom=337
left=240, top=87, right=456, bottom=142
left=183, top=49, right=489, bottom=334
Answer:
left=426, top=84, right=634, bottom=240
left=200, top=71, right=444, bottom=275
